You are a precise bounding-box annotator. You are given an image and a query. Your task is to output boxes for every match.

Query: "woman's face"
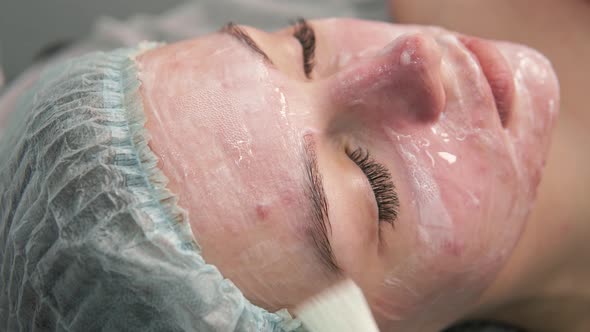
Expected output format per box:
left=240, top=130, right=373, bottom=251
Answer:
left=137, top=19, right=558, bottom=330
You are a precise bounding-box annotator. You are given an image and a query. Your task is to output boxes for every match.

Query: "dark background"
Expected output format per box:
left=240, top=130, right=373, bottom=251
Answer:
left=0, top=0, right=186, bottom=81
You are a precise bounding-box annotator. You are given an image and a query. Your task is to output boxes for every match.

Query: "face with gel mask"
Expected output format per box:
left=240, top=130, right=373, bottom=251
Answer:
left=136, top=18, right=559, bottom=331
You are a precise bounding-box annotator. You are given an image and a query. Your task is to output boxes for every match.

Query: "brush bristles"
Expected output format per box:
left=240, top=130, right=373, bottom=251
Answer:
left=296, top=279, right=379, bottom=332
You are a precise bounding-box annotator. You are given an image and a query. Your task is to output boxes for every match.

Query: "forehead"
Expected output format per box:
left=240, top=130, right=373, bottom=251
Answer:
left=139, top=33, right=266, bottom=81
left=137, top=31, right=316, bottom=226
left=137, top=37, right=342, bottom=290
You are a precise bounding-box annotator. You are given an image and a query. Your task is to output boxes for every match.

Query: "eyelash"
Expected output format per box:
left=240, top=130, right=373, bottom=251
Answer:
left=292, top=18, right=316, bottom=77
left=347, top=148, right=399, bottom=226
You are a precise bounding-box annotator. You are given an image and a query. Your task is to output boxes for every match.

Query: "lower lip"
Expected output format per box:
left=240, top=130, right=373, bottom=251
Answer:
left=459, top=36, right=515, bottom=127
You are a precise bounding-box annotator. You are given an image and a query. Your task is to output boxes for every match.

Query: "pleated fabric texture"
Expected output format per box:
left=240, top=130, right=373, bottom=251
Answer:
left=0, top=46, right=302, bottom=332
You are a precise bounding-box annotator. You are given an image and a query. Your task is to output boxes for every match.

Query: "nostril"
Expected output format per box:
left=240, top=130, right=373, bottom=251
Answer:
left=386, top=33, right=446, bottom=123
left=331, top=33, right=447, bottom=127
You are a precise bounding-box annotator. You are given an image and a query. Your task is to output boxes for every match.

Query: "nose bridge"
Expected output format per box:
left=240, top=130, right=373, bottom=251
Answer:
left=330, top=33, right=446, bottom=127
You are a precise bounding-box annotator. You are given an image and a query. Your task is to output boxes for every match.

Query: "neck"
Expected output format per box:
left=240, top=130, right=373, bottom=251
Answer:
left=474, top=113, right=590, bottom=331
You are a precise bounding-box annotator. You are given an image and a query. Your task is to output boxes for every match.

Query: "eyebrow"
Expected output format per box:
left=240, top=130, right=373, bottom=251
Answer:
left=302, top=136, right=340, bottom=273
left=220, top=22, right=274, bottom=65
left=292, top=18, right=316, bottom=78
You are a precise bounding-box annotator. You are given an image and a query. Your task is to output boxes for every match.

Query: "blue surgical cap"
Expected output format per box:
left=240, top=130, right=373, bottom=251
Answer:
left=0, top=45, right=304, bottom=332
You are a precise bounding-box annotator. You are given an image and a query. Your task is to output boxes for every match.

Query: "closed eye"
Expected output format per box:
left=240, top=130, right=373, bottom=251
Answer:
left=292, top=18, right=316, bottom=78
left=347, top=147, right=399, bottom=227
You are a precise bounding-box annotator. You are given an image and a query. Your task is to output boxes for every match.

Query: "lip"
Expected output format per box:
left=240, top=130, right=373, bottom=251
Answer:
left=458, top=36, right=515, bottom=127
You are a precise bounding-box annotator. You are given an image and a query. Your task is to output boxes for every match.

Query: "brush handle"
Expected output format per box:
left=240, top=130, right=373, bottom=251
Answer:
left=296, top=279, right=380, bottom=332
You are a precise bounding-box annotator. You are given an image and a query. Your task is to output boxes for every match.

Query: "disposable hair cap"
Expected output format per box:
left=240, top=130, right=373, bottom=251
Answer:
left=0, top=44, right=304, bottom=332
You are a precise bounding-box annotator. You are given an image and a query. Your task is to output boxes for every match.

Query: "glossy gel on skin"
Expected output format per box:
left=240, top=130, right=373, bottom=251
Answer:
left=137, top=19, right=559, bottom=332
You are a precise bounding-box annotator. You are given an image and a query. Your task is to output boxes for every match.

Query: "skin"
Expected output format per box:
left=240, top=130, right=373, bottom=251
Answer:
left=388, top=2, right=590, bottom=330
left=136, top=19, right=558, bottom=331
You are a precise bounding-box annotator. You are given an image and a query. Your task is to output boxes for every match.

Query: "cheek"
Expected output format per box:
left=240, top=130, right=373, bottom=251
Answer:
left=384, top=122, right=525, bottom=279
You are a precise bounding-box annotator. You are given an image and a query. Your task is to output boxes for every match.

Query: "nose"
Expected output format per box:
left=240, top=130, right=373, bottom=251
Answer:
left=328, top=33, right=445, bottom=128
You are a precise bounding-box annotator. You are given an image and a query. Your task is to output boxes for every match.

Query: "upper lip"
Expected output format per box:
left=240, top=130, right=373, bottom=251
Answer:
left=458, top=36, right=515, bottom=127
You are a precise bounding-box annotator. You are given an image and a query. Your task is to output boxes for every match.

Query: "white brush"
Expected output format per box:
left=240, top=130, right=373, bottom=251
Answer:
left=295, top=279, right=380, bottom=332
